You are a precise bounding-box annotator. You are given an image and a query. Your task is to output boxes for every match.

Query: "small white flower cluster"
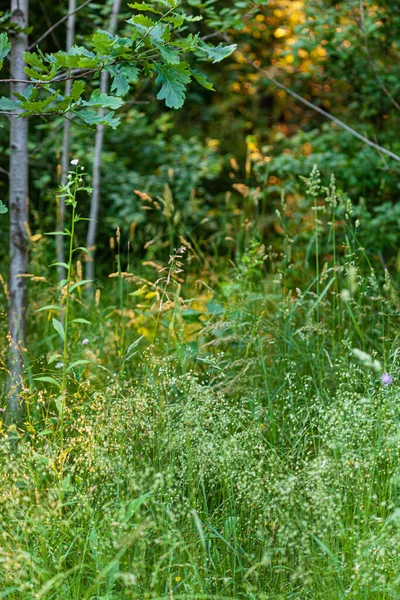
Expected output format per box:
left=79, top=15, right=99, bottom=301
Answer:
left=352, top=348, right=382, bottom=372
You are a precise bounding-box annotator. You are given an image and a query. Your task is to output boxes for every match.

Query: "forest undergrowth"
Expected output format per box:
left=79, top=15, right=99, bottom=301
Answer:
left=1, top=166, right=400, bottom=599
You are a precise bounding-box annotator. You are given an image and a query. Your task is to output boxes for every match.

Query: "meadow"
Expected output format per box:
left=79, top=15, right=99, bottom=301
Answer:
left=1, top=163, right=399, bottom=599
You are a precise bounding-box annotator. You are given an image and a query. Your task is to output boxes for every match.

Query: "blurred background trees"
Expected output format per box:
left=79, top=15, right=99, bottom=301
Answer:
left=0, top=2, right=399, bottom=590
left=0, top=0, right=399, bottom=276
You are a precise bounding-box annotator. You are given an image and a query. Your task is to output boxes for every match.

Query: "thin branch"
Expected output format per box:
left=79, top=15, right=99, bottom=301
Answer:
left=0, top=67, right=97, bottom=86
left=29, top=121, right=63, bottom=157
left=39, top=0, right=62, bottom=50
left=359, top=0, right=400, bottom=111
left=200, top=2, right=262, bottom=41
left=27, top=0, right=92, bottom=50
left=0, top=78, right=34, bottom=84
left=55, top=67, right=95, bottom=81
left=238, top=50, right=400, bottom=164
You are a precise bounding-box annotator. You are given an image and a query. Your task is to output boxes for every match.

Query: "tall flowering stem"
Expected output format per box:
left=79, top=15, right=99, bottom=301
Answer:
left=61, top=170, right=78, bottom=398
left=57, top=160, right=91, bottom=423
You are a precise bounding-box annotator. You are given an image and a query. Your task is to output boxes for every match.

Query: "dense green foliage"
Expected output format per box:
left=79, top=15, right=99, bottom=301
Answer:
left=1, top=0, right=400, bottom=598
left=1, top=0, right=399, bottom=268
left=1, top=168, right=400, bottom=598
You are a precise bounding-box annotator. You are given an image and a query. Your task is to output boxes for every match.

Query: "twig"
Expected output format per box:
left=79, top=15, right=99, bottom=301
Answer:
left=29, top=121, right=64, bottom=157
left=0, top=78, right=34, bottom=84
left=359, top=0, right=400, bottom=111
left=0, top=67, right=97, bottom=86
left=238, top=50, right=400, bottom=163
left=27, top=0, right=93, bottom=50
left=39, top=0, right=62, bottom=50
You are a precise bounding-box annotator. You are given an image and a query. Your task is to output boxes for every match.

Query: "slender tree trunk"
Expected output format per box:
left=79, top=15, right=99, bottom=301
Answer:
left=6, top=0, right=29, bottom=426
left=57, top=0, right=76, bottom=283
left=86, top=0, right=121, bottom=287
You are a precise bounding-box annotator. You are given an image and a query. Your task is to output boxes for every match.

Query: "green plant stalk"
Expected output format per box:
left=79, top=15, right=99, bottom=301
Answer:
left=331, top=202, right=337, bottom=332
left=61, top=184, right=77, bottom=398
left=115, top=231, right=126, bottom=375
left=314, top=195, right=320, bottom=316
left=58, top=173, right=78, bottom=506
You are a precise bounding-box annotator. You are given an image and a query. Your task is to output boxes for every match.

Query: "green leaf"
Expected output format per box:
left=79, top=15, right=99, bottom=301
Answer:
left=0, top=97, right=21, bottom=111
left=0, top=32, right=11, bottom=60
left=155, top=62, right=191, bottom=109
left=70, top=80, right=85, bottom=102
left=45, top=231, right=71, bottom=236
left=164, top=12, right=202, bottom=27
left=61, top=474, right=74, bottom=492
left=206, top=301, right=225, bottom=316
left=125, top=492, right=152, bottom=520
left=76, top=109, right=120, bottom=128
left=19, top=91, right=59, bottom=113
left=66, top=360, right=90, bottom=372
left=124, top=65, right=140, bottom=82
left=110, top=72, right=129, bottom=96
left=52, top=318, right=65, bottom=342
left=155, top=43, right=180, bottom=65
left=192, top=510, right=207, bottom=552
left=34, top=376, right=61, bottom=389
left=224, top=515, right=239, bottom=540
left=182, top=308, right=203, bottom=323
left=128, top=14, right=166, bottom=42
left=84, top=89, right=124, bottom=110
left=128, top=2, right=162, bottom=14
left=198, top=40, right=237, bottom=63
left=73, top=246, right=93, bottom=257
left=49, top=261, right=69, bottom=269
left=0, top=587, right=23, bottom=598
left=55, top=395, right=64, bottom=417
left=92, top=29, right=114, bottom=54
left=110, top=64, right=139, bottom=96
left=162, top=24, right=171, bottom=43
left=37, top=429, right=53, bottom=437
left=59, top=45, right=98, bottom=69
left=68, top=279, right=92, bottom=292
left=70, top=318, right=91, bottom=325
left=0, top=200, right=7, bottom=214
left=22, top=85, right=35, bottom=100
left=48, top=354, right=62, bottom=364
left=204, top=521, right=238, bottom=554
left=172, top=32, right=199, bottom=52
left=24, top=51, right=46, bottom=71
left=36, top=305, right=62, bottom=312
left=23, top=51, right=57, bottom=80
left=125, top=335, right=145, bottom=356
left=191, top=68, right=214, bottom=91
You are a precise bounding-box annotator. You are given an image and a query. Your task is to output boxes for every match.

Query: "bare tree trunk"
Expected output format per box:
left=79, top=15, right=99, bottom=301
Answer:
left=6, top=0, right=29, bottom=426
left=57, top=0, right=76, bottom=283
left=86, top=0, right=121, bottom=288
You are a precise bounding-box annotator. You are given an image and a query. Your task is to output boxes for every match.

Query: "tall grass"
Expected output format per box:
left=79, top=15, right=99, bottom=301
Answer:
left=1, top=166, right=400, bottom=599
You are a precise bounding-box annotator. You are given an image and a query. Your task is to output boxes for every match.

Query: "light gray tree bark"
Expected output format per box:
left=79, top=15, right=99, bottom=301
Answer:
left=86, top=0, right=121, bottom=287
left=57, top=0, right=76, bottom=283
left=6, top=0, right=29, bottom=425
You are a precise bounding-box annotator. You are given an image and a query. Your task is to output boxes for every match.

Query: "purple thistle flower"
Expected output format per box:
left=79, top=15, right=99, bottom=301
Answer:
left=381, top=373, right=392, bottom=386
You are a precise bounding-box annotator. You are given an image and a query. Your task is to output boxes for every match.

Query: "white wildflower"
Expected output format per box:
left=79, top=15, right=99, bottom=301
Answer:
left=340, top=288, right=351, bottom=302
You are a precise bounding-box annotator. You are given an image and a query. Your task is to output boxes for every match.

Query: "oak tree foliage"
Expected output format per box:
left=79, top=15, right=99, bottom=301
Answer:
left=0, top=0, right=240, bottom=127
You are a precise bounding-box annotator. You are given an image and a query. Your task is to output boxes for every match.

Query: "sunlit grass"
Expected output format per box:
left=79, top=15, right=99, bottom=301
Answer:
left=1, top=168, right=400, bottom=599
